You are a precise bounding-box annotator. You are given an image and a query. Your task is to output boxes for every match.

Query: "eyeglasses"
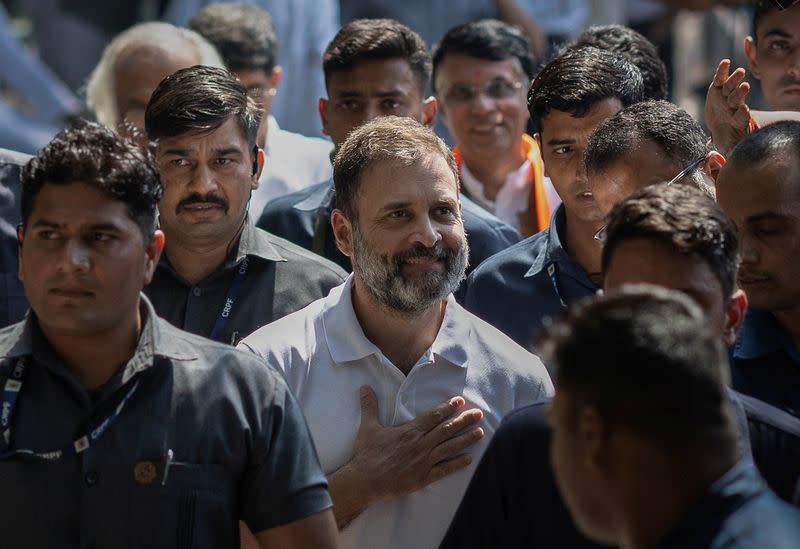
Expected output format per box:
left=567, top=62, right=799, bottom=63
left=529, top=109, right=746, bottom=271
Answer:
left=593, top=155, right=707, bottom=243
left=444, top=78, right=524, bottom=104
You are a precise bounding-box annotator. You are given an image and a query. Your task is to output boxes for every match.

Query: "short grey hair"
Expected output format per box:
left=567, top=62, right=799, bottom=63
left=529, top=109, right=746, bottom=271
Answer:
left=333, top=116, right=459, bottom=221
left=85, top=22, right=224, bottom=129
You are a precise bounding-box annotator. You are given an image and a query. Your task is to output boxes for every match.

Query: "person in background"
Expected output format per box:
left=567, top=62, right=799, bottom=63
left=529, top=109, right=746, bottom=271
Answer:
left=240, top=116, right=553, bottom=549
left=165, top=0, right=339, bottom=138
left=462, top=46, right=644, bottom=347
left=0, top=121, right=340, bottom=548
left=546, top=286, right=800, bottom=549
left=258, top=19, right=520, bottom=279
left=143, top=66, right=345, bottom=346
left=189, top=3, right=334, bottom=218
left=0, top=148, right=32, bottom=328
left=85, top=21, right=223, bottom=148
left=716, top=121, right=800, bottom=418
left=433, top=19, right=556, bottom=237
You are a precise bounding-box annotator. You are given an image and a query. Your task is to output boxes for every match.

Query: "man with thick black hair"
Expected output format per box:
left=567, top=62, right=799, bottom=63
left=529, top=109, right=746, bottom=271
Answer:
left=432, top=19, right=555, bottom=237
left=0, top=121, right=339, bottom=548
left=462, top=46, right=644, bottom=347
left=144, top=66, right=345, bottom=346
left=257, top=19, right=520, bottom=280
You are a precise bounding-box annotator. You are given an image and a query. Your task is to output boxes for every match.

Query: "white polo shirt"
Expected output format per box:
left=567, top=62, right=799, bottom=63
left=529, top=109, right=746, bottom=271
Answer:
left=240, top=276, right=553, bottom=549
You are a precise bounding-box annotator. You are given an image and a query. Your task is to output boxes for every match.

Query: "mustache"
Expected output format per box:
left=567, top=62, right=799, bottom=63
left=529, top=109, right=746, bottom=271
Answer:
left=176, top=192, right=229, bottom=214
left=393, top=243, right=450, bottom=266
left=779, top=75, right=800, bottom=87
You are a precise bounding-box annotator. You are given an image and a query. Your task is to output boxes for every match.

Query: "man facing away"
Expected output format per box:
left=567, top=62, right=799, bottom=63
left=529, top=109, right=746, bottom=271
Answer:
left=546, top=287, right=800, bottom=549
left=462, top=46, right=644, bottom=347
left=432, top=19, right=556, bottom=237
left=143, top=66, right=345, bottom=346
left=0, top=121, right=339, bottom=548
left=257, top=19, right=521, bottom=279
left=240, top=116, right=553, bottom=549
left=189, top=3, right=335, bottom=217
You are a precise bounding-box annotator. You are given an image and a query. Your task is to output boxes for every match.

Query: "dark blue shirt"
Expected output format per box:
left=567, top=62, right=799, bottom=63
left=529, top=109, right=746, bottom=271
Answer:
left=256, top=178, right=521, bottom=278
left=731, top=308, right=800, bottom=417
left=653, top=461, right=800, bottom=548
left=0, top=148, right=29, bottom=328
left=463, top=205, right=598, bottom=348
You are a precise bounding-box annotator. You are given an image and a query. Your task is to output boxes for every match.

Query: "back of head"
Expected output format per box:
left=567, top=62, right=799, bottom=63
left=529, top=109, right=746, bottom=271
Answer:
left=543, top=285, right=737, bottom=458
left=570, top=25, right=668, bottom=101
left=323, top=19, right=431, bottom=92
left=527, top=46, right=644, bottom=133
left=86, top=22, right=224, bottom=129
left=727, top=120, right=800, bottom=172
left=586, top=100, right=710, bottom=186
left=145, top=65, right=261, bottom=148
left=431, top=19, right=535, bottom=93
left=189, top=3, right=278, bottom=73
left=20, top=120, right=162, bottom=239
left=601, top=182, right=739, bottom=300
left=333, top=116, right=457, bottom=222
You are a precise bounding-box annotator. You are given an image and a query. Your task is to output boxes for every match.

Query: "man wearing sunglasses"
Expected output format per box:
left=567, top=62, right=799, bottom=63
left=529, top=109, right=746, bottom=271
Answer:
left=433, top=19, right=557, bottom=238
left=586, top=100, right=723, bottom=226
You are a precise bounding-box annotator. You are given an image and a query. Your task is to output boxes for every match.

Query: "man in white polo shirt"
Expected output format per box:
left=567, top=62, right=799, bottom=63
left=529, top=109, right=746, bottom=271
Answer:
left=240, top=116, right=553, bottom=549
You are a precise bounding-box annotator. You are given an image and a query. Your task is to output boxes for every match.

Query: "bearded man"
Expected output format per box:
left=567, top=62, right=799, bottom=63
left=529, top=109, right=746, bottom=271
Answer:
left=239, top=116, right=553, bottom=549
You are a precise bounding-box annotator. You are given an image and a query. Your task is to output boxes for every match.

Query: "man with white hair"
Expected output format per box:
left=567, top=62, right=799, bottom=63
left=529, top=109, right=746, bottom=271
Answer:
left=85, top=21, right=224, bottom=147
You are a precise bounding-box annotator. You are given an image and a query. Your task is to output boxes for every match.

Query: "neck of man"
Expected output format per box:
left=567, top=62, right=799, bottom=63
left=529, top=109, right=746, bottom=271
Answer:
left=773, top=307, right=800, bottom=350
left=165, top=222, right=246, bottom=285
left=563, top=209, right=603, bottom=283
left=351, top=278, right=447, bottom=376
left=39, top=303, right=143, bottom=390
left=619, top=449, right=735, bottom=549
left=463, top=146, right=525, bottom=202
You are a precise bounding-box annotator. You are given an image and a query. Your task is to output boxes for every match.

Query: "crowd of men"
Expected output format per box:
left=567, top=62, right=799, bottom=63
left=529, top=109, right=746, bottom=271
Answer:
left=1, top=1, right=800, bottom=548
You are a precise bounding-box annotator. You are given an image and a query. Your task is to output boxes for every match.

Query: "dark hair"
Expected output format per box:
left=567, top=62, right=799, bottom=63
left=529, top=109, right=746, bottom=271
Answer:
left=727, top=120, right=800, bottom=169
left=542, top=285, right=737, bottom=456
left=323, top=19, right=431, bottom=92
left=585, top=100, right=710, bottom=183
left=431, top=19, right=535, bottom=93
left=527, top=46, right=644, bottom=133
left=21, top=120, right=162, bottom=240
left=752, top=0, right=782, bottom=39
left=145, top=65, right=261, bottom=148
left=601, top=182, right=739, bottom=301
left=569, top=24, right=668, bottom=101
left=333, top=116, right=458, bottom=222
left=189, top=3, right=278, bottom=73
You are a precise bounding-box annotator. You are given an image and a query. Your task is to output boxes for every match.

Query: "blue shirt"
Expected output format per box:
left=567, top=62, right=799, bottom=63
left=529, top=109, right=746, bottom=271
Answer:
left=731, top=308, right=800, bottom=417
left=257, top=178, right=521, bottom=279
left=653, top=461, right=800, bottom=548
left=463, top=204, right=598, bottom=348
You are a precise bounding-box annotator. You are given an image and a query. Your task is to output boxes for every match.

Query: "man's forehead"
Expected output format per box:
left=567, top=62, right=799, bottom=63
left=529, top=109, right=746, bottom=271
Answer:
left=359, top=156, right=458, bottom=202
left=156, top=118, right=248, bottom=152
left=327, top=58, right=419, bottom=94
left=540, top=99, right=624, bottom=140
left=756, top=5, right=800, bottom=39
left=436, top=54, right=524, bottom=85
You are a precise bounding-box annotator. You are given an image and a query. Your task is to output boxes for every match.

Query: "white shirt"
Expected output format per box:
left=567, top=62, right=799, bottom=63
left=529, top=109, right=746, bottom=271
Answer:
left=249, top=115, right=333, bottom=220
left=460, top=159, right=532, bottom=233
left=240, top=276, right=553, bottom=549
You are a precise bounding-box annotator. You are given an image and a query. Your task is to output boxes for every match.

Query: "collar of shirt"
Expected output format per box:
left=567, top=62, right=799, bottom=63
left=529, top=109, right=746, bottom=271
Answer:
left=321, top=274, right=469, bottom=369
left=523, top=204, right=591, bottom=284
left=460, top=158, right=531, bottom=224
left=0, top=294, right=195, bottom=386
left=653, top=461, right=768, bottom=549
left=293, top=178, right=334, bottom=213
left=734, top=308, right=800, bottom=362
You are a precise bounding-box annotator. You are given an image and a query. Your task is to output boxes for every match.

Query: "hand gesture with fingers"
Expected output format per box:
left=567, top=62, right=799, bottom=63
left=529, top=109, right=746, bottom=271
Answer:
left=705, top=59, right=753, bottom=156
left=328, top=385, right=484, bottom=528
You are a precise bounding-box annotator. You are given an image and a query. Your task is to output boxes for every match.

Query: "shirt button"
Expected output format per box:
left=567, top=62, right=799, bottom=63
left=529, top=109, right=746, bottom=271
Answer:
left=85, top=471, right=98, bottom=486
left=192, top=287, right=202, bottom=297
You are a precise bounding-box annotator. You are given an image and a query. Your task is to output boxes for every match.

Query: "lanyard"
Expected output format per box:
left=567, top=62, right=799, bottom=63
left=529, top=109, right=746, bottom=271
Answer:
left=0, top=357, right=140, bottom=461
left=208, top=256, right=250, bottom=343
left=547, top=263, right=567, bottom=309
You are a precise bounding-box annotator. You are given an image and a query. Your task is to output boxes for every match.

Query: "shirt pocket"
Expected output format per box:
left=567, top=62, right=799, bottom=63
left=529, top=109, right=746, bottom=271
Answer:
left=124, top=461, right=237, bottom=549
